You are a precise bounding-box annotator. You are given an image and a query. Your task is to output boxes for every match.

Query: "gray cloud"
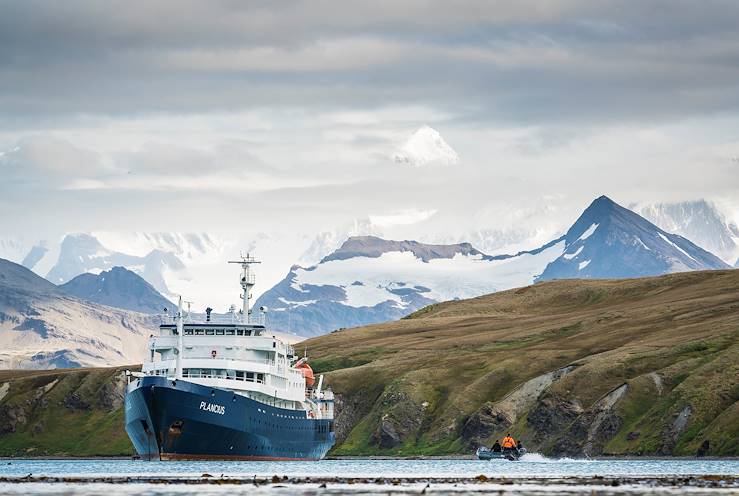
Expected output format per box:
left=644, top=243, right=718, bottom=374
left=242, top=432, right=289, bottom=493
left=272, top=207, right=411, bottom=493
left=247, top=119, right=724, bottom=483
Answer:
left=2, top=1, right=739, bottom=126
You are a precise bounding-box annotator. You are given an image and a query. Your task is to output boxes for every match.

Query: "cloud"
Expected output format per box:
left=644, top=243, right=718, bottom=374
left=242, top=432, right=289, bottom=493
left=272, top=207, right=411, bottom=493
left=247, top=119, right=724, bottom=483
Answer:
left=0, top=136, right=109, bottom=187
left=369, top=208, right=439, bottom=227
left=2, top=1, right=739, bottom=126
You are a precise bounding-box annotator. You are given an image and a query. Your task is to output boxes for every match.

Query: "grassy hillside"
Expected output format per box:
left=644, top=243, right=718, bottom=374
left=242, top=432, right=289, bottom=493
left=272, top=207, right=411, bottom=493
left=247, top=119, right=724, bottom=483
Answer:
left=0, top=270, right=736, bottom=457
left=0, top=366, right=137, bottom=457
left=305, top=270, right=739, bottom=457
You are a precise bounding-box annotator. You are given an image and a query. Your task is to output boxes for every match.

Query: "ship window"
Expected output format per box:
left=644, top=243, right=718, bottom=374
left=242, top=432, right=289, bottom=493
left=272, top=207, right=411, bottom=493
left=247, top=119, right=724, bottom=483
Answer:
left=195, top=329, right=205, bottom=335
left=245, top=330, right=252, bottom=336
left=216, top=329, right=225, bottom=335
left=225, top=329, right=235, bottom=335
left=236, top=371, right=244, bottom=380
left=237, top=330, right=244, bottom=336
left=185, top=329, right=193, bottom=335
left=257, top=373, right=264, bottom=383
left=205, top=329, right=215, bottom=335
left=245, top=372, right=254, bottom=382
left=226, top=369, right=236, bottom=379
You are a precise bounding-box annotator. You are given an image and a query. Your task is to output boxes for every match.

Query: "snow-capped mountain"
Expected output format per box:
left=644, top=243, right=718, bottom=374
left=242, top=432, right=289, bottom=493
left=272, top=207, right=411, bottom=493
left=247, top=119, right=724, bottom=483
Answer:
left=297, top=218, right=384, bottom=267
left=46, top=233, right=185, bottom=294
left=255, top=236, right=567, bottom=336
left=0, top=238, right=28, bottom=265
left=60, top=266, right=173, bottom=314
left=0, top=258, right=154, bottom=368
left=256, top=196, right=729, bottom=336
left=93, top=231, right=223, bottom=262
left=631, top=200, right=739, bottom=265
left=393, top=126, right=459, bottom=167
left=539, top=196, right=729, bottom=280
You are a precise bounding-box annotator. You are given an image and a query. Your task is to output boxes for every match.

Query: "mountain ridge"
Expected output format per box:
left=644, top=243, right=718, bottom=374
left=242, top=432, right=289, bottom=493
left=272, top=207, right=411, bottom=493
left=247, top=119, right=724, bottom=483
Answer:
left=632, top=199, right=739, bottom=264
left=539, top=196, right=729, bottom=280
left=60, top=266, right=173, bottom=314
left=256, top=196, right=729, bottom=336
left=0, top=258, right=154, bottom=369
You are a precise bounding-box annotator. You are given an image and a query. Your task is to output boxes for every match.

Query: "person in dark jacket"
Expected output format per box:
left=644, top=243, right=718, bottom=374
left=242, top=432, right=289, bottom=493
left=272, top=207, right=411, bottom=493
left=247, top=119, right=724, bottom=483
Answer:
left=491, top=440, right=502, bottom=452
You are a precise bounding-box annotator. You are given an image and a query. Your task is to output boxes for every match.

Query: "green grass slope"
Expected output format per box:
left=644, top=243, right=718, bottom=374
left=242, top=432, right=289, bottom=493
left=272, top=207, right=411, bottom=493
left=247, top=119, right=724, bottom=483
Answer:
left=305, top=270, right=739, bottom=457
left=0, top=366, right=137, bottom=457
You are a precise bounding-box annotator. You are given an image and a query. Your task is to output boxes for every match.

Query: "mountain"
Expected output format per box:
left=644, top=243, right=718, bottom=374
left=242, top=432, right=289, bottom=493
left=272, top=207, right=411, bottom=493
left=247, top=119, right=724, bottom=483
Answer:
left=0, top=258, right=154, bottom=369
left=257, top=196, right=729, bottom=336
left=304, top=269, right=739, bottom=457
left=45, top=233, right=185, bottom=294
left=255, top=236, right=567, bottom=336
left=298, top=218, right=383, bottom=267
left=60, top=266, right=173, bottom=314
left=539, top=196, right=729, bottom=280
left=632, top=200, right=739, bottom=265
left=393, top=126, right=459, bottom=167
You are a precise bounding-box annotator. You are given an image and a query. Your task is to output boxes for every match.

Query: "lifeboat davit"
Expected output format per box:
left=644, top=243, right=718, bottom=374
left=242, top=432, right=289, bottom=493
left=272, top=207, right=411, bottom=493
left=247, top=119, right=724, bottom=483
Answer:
left=296, top=362, right=315, bottom=387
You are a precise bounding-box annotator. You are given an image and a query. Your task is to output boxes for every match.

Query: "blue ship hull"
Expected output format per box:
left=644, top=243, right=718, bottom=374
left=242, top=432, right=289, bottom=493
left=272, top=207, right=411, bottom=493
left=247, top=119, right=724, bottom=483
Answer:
left=125, top=376, right=335, bottom=461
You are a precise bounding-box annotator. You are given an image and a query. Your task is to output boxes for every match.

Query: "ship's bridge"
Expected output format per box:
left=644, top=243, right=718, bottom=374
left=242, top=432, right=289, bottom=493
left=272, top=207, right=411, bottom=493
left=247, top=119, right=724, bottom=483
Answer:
left=143, top=322, right=309, bottom=409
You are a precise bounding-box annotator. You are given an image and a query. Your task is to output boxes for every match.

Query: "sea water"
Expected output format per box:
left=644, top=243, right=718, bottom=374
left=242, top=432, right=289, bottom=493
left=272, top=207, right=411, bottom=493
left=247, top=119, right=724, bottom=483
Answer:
left=2, top=455, right=737, bottom=478
left=1, top=456, right=737, bottom=495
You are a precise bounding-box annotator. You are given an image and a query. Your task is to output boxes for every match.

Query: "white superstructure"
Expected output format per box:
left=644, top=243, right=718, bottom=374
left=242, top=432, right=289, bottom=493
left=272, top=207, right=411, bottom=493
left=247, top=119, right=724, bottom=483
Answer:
left=140, top=255, right=333, bottom=419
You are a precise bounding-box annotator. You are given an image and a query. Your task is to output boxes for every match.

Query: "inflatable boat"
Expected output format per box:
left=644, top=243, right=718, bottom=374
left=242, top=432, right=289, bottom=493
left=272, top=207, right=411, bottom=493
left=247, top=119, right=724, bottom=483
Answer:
left=476, top=446, right=526, bottom=461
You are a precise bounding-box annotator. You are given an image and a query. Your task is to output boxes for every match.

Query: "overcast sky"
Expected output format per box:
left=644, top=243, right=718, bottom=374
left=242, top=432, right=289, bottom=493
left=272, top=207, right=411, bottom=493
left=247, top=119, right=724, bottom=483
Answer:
left=2, top=0, right=739, bottom=256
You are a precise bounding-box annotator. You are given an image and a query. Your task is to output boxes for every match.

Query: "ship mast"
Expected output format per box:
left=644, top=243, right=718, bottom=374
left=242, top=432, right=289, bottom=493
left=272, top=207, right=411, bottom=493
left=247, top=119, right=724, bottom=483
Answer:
left=228, top=253, right=260, bottom=323
left=175, top=295, right=184, bottom=380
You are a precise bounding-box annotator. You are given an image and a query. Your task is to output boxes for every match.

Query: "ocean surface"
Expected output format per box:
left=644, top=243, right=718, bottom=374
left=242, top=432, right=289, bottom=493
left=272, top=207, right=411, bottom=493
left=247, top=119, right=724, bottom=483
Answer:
left=2, top=455, right=738, bottom=478
left=1, top=456, right=737, bottom=495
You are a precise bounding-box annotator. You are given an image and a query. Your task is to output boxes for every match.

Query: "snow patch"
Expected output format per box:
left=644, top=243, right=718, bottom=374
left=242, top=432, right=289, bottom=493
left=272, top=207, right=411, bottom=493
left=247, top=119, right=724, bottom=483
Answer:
left=393, top=126, right=459, bottom=167
left=578, top=260, right=591, bottom=270
left=634, top=236, right=651, bottom=251
left=278, top=297, right=318, bottom=308
left=657, top=233, right=697, bottom=262
left=563, top=246, right=583, bottom=260
left=577, top=223, right=599, bottom=242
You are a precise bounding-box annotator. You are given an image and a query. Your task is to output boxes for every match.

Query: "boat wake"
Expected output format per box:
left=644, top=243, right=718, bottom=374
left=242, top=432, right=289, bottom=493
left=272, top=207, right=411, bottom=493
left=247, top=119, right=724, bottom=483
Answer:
left=518, top=453, right=592, bottom=463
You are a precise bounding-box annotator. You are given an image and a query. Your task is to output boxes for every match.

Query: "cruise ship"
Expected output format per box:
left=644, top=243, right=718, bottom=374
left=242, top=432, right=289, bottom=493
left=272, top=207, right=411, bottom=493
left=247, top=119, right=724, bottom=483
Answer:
left=124, top=255, right=335, bottom=461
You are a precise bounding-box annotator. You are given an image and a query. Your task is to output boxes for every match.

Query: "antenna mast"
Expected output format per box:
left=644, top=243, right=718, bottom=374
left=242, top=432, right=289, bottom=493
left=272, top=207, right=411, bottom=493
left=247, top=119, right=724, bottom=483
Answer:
left=228, top=253, right=261, bottom=323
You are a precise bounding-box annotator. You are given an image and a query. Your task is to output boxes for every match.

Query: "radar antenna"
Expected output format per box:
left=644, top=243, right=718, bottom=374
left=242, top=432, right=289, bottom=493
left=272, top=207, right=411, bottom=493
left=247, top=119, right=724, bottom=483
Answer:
left=228, top=253, right=261, bottom=324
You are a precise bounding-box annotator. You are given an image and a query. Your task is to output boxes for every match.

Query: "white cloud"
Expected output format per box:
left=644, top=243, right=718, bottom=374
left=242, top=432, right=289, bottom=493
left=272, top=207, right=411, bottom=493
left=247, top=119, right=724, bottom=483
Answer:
left=369, top=209, right=438, bottom=227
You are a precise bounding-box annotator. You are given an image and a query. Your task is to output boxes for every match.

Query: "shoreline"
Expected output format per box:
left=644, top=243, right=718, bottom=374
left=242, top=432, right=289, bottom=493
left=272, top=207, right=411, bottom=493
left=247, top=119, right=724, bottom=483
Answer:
left=2, top=455, right=738, bottom=461
left=0, top=474, right=736, bottom=488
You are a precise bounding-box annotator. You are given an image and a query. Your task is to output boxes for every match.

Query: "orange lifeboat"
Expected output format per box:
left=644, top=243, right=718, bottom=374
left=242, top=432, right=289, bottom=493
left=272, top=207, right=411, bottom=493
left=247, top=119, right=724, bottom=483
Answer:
left=296, top=362, right=315, bottom=387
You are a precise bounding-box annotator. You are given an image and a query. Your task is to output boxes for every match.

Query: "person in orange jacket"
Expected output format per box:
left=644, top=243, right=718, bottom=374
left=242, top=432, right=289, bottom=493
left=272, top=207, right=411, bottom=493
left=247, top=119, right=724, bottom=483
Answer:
left=501, top=434, right=517, bottom=450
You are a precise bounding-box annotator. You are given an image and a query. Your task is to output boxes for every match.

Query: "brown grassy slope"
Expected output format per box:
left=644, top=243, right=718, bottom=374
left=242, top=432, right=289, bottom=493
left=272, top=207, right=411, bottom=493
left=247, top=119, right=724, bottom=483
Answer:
left=304, top=270, right=739, bottom=456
